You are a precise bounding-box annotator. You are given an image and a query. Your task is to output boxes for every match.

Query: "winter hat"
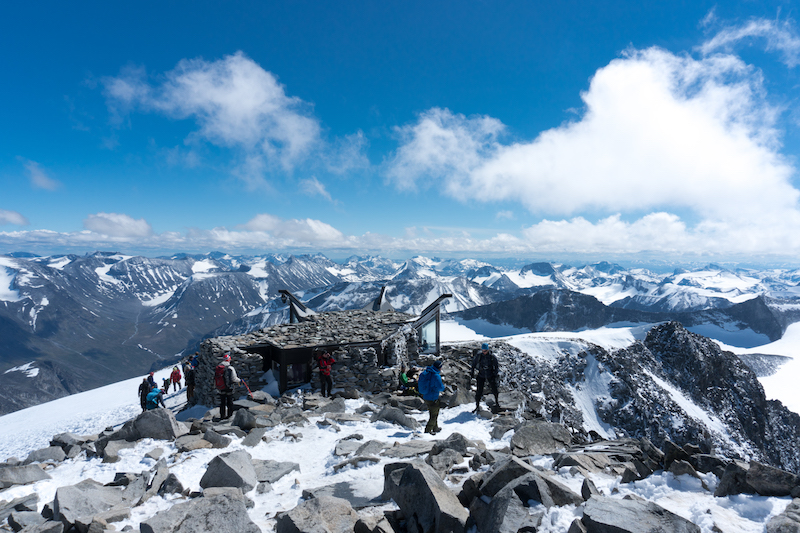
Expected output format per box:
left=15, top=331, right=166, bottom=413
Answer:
left=481, top=343, right=489, bottom=350
left=149, top=372, right=154, bottom=376
left=433, top=360, right=443, bottom=370
left=223, top=354, right=231, bottom=361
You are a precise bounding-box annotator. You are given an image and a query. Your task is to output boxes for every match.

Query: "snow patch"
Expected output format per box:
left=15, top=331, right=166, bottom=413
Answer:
left=3, top=362, right=39, bottom=378
left=0, top=266, right=21, bottom=302
left=191, top=259, right=216, bottom=273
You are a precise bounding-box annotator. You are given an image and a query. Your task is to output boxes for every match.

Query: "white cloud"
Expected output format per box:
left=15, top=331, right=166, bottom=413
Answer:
left=0, top=210, right=28, bottom=226
left=22, top=160, right=60, bottom=191
left=496, top=210, right=515, bottom=221
left=83, top=213, right=153, bottom=238
left=386, top=108, right=504, bottom=191
left=386, top=39, right=800, bottom=256
left=700, top=18, right=800, bottom=67
left=103, top=52, right=366, bottom=186
left=300, top=177, right=333, bottom=201
left=239, top=214, right=345, bottom=245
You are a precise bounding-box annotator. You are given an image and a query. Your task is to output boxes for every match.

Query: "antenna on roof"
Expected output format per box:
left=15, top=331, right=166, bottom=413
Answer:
left=279, top=290, right=316, bottom=323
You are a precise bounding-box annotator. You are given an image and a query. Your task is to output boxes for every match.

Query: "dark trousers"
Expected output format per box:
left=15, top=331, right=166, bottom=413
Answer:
left=425, top=399, right=441, bottom=433
left=320, top=374, right=333, bottom=397
left=476, top=376, right=498, bottom=405
left=186, top=383, right=195, bottom=402
left=219, top=391, right=235, bottom=418
left=172, top=380, right=180, bottom=392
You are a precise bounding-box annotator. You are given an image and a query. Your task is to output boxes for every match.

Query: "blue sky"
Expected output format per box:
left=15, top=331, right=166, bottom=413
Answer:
left=2, top=1, right=800, bottom=262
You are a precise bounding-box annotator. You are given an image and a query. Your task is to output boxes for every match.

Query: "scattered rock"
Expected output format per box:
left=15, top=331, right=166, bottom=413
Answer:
left=766, top=498, right=800, bottom=533
left=204, top=429, right=232, bottom=449
left=200, top=450, right=258, bottom=492
left=0, top=464, right=52, bottom=489
left=24, top=446, right=66, bottom=465
left=382, top=461, right=468, bottom=533
left=302, top=482, right=382, bottom=510
left=53, top=479, right=126, bottom=533
left=382, top=441, right=435, bottom=459
left=241, top=427, right=269, bottom=447
left=510, top=421, right=571, bottom=457
left=276, top=495, right=359, bottom=533
left=140, top=493, right=260, bottom=533
left=252, top=459, right=301, bottom=484
left=581, top=495, right=700, bottom=533
left=746, top=461, right=799, bottom=497
left=370, top=406, right=419, bottom=430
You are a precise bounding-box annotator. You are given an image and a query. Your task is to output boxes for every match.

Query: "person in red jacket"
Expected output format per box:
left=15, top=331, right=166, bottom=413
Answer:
left=170, top=366, right=182, bottom=392
left=317, top=350, right=335, bottom=397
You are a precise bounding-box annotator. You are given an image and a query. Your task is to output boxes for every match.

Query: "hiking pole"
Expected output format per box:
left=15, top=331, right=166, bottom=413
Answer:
left=242, top=379, right=254, bottom=399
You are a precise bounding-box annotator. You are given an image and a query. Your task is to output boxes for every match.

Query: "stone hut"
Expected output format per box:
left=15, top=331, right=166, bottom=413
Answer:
left=193, top=292, right=451, bottom=406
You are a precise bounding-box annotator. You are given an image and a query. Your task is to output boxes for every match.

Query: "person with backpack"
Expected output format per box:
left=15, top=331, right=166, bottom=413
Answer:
left=215, top=354, right=241, bottom=419
left=170, top=366, right=182, bottom=392
left=147, top=372, right=157, bottom=391
left=471, top=343, right=500, bottom=413
left=138, top=377, right=151, bottom=412
left=162, top=377, right=171, bottom=392
left=417, top=360, right=446, bottom=434
left=146, top=387, right=166, bottom=410
left=184, top=361, right=196, bottom=402
left=317, top=350, right=335, bottom=397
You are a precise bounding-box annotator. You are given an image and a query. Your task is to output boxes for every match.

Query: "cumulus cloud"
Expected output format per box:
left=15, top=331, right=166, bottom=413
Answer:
left=21, top=160, right=60, bottom=190
left=103, top=52, right=365, bottom=187
left=386, top=32, right=800, bottom=256
left=700, top=17, right=800, bottom=67
left=83, top=213, right=153, bottom=238
left=0, top=209, right=29, bottom=226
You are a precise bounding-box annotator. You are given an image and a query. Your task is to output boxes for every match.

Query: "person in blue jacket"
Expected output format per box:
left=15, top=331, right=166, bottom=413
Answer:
left=418, top=360, right=446, bottom=434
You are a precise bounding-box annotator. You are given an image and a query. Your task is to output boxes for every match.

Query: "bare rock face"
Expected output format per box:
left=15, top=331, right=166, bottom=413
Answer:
left=276, top=495, right=360, bottom=533
left=382, top=461, right=468, bottom=533
left=581, top=496, right=700, bottom=533
left=140, top=493, right=260, bottom=533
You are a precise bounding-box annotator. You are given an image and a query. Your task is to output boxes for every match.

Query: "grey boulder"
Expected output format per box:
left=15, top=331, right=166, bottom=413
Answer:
left=24, top=447, right=66, bottom=465
left=0, top=464, right=52, bottom=488
left=581, top=496, right=700, bottom=533
left=510, top=421, right=571, bottom=457
left=383, top=461, right=468, bottom=533
left=276, top=495, right=359, bottom=533
left=252, top=459, right=301, bottom=483
left=53, top=479, right=126, bottom=533
left=140, top=493, right=260, bottom=533
left=370, top=406, right=419, bottom=430
left=200, top=450, right=258, bottom=492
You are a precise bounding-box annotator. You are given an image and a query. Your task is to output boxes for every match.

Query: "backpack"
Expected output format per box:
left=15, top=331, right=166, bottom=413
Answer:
left=145, top=390, right=159, bottom=410
left=417, top=368, right=435, bottom=397
left=215, top=364, right=227, bottom=390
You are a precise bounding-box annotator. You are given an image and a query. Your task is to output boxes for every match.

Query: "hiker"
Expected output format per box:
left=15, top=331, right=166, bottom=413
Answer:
left=317, top=350, right=335, bottom=398
left=170, top=366, right=182, bottom=392
left=138, top=378, right=150, bottom=412
left=162, top=377, right=171, bottom=392
left=215, top=354, right=241, bottom=419
left=146, top=372, right=156, bottom=391
left=184, top=361, right=196, bottom=402
left=418, top=360, right=446, bottom=434
left=398, top=366, right=419, bottom=395
left=471, top=342, right=500, bottom=412
left=145, top=387, right=166, bottom=410
left=191, top=352, right=199, bottom=369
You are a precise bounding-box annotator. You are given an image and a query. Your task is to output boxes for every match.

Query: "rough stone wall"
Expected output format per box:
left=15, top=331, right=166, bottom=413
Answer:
left=193, top=321, right=419, bottom=405
left=194, top=336, right=268, bottom=408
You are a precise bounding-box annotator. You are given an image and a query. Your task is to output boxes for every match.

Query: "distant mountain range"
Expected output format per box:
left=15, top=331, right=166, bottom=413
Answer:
left=2, top=251, right=800, bottom=414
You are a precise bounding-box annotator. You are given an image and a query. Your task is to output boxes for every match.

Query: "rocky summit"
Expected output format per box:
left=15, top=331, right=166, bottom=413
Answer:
left=1, top=321, right=799, bottom=532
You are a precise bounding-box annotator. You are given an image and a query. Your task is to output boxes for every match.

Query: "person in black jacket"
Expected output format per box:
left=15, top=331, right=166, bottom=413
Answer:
left=138, top=378, right=151, bottom=412
left=471, top=343, right=500, bottom=412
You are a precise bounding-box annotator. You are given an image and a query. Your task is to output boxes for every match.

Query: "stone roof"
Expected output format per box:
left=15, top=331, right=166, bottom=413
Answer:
left=244, top=309, right=415, bottom=350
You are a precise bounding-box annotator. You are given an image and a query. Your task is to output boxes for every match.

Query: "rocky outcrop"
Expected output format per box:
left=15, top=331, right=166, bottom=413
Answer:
left=276, top=495, right=360, bottom=533
left=581, top=496, right=701, bottom=533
